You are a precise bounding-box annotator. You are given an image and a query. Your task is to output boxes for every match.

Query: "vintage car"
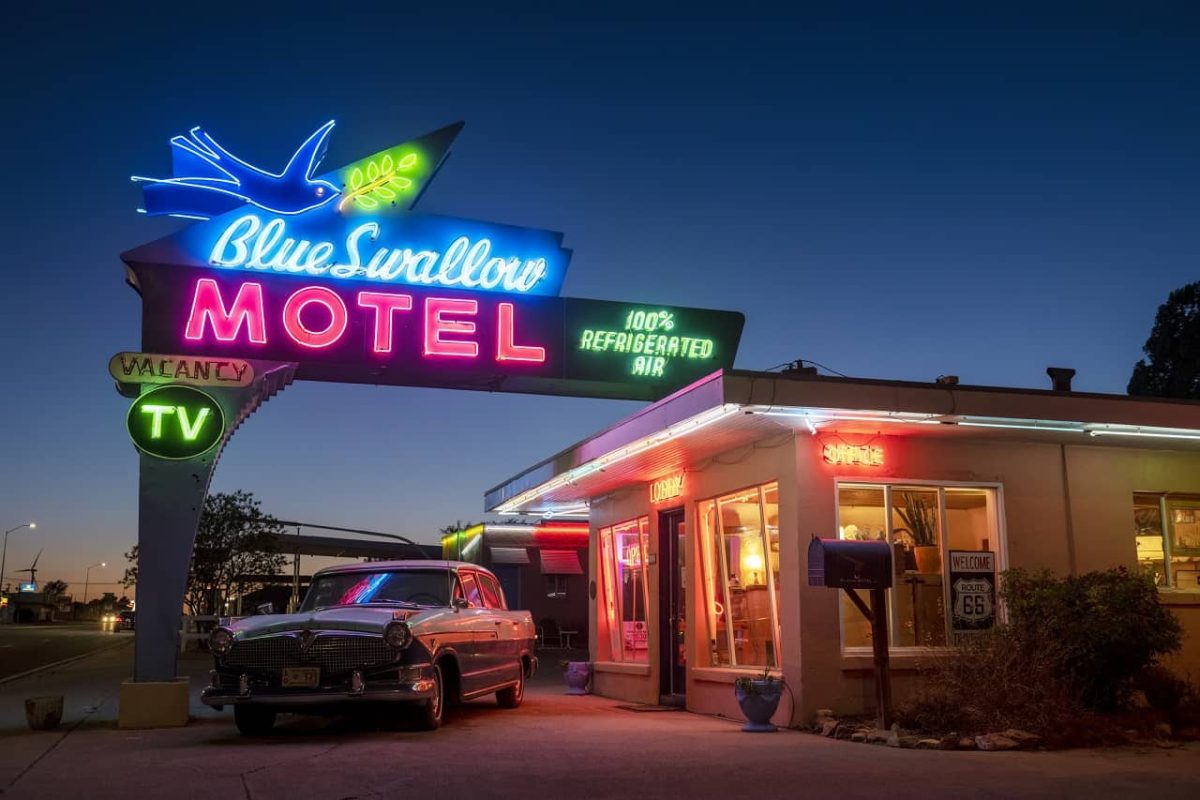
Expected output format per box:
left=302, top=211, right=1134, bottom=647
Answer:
left=201, top=561, right=536, bottom=735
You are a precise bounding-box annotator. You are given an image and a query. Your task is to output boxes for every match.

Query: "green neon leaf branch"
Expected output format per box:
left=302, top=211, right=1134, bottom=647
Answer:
left=339, top=152, right=419, bottom=212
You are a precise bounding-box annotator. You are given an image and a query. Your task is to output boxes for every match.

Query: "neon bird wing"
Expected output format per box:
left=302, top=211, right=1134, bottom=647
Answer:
left=284, top=120, right=337, bottom=180
left=170, top=133, right=238, bottom=183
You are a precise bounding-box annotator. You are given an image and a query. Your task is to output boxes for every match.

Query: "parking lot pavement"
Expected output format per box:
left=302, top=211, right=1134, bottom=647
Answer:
left=1, top=647, right=1199, bottom=800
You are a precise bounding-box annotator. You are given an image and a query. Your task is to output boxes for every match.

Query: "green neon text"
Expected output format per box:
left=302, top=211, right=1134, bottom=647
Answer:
left=577, top=308, right=716, bottom=379
left=138, top=404, right=211, bottom=440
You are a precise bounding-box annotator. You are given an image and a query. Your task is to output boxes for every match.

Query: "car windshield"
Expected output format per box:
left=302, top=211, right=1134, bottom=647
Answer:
left=300, top=569, right=451, bottom=611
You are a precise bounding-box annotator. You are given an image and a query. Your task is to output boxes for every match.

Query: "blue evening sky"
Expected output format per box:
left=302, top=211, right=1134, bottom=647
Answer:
left=2, top=3, right=1198, bottom=590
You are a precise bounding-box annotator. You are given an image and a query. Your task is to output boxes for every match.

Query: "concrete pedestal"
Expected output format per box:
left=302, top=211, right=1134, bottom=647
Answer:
left=118, top=678, right=190, bottom=729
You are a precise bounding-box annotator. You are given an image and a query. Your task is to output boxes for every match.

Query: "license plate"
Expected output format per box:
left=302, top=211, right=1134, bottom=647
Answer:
left=281, top=667, right=319, bottom=688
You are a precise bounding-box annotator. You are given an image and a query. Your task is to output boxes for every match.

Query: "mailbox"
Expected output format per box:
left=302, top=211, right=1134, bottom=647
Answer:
left=808, top=538, right=893, bottom=590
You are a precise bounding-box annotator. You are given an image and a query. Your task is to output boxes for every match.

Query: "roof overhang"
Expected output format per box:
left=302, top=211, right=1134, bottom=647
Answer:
left=484, top=369, right=1200, bottom=516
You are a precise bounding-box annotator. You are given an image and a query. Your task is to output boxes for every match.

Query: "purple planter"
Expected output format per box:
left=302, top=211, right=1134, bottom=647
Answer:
left=734, top=680, right=781, bottom=732
left=564, top=661, right=592, bottom=695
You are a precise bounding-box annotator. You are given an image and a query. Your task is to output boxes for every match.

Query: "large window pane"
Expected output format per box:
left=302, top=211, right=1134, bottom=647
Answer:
left=1134, top=493, right=1166, bottom=587
left=599, top=518, right=651, bottom=662
left=838, top=485, right=886, bottom=648
left=1168, top=497, right=1200, bottom=592
left=891, top=488, right=946, bottom=647
left=700, top=483, right=781, bottom=668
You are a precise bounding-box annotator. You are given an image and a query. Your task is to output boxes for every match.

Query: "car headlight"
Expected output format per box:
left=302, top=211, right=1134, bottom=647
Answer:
left=383, top=621, right=412, bottom=649
left=209, top=627, right=234, bottom=655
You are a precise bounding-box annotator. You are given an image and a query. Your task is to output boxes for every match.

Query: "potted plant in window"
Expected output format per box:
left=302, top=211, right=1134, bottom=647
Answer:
left=734, top=667, right=782, bottom=732
left=896, top=492, right=940, bottom=573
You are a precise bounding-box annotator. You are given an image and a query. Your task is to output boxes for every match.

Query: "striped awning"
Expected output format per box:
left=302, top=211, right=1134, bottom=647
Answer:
left=489, top=546, right=532, bottom=565
left=539, top=549, right=583, bottom=575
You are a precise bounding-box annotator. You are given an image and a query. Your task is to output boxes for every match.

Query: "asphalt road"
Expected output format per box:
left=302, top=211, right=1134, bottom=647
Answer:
left=0, top=623, right=127, bottom=680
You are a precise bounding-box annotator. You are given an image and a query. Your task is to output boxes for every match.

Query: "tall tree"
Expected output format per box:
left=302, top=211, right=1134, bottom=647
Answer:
left=41, top=580, right=68, bottom=598
left=1128, top=281, right=1200, bottom=399
left=122, top=490, right=287, bottom=615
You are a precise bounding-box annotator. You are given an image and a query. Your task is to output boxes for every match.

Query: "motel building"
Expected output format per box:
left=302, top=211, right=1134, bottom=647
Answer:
left=484, top=367, right=1200, bottom=724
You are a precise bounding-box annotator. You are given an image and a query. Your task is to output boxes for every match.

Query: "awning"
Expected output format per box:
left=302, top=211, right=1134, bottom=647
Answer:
left=539, top=550, right=583, bottom=575
left=489, top=546, right=532, bottom=565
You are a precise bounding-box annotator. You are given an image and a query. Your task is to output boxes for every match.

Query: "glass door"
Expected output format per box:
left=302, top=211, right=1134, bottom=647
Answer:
left=658, top=509, right=687, bottom=699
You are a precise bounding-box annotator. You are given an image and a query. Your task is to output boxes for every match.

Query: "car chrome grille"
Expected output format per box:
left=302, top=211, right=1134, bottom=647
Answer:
left=223, top=634, right=395, bottom=675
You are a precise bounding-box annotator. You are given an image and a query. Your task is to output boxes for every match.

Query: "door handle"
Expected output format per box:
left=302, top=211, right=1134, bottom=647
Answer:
left=494, top=620, right=503, bottom=625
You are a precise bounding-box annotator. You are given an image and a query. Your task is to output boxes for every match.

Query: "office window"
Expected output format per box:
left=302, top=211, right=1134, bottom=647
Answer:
left=599, top=517, right=651, bottom=662
left=838, top=483, right=999, bottom=651
left=1135, top=493, right=1200, bottom=591
left=699, top=482, right=781, bottom=668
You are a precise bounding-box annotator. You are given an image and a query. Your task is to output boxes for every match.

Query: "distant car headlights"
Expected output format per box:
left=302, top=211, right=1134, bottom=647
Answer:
left=209, top=627, right=234, bottom=655
left=383, top=621, right=412, bottom=649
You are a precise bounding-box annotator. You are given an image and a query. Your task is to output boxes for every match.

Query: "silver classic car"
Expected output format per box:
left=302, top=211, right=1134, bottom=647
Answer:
left=202, top=561, right=536, bottom=734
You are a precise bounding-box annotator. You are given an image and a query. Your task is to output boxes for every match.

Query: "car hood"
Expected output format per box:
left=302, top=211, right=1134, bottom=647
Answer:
left=228, top=605, right=430, bottom=638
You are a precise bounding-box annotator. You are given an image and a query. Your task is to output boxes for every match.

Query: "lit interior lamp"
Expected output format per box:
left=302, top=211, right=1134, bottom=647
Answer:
left=743, top=552, right=764, bottom=585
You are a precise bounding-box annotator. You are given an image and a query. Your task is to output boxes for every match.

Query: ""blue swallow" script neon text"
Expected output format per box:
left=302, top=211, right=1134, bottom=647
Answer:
left=209, top=214, right=551, bottom=294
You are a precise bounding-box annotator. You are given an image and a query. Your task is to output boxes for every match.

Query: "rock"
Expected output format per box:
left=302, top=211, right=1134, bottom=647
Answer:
left=815, top=708, right=834, bottom=718
left=820, top=719, right=840, bottom=737
left=1130, top=690, right=1151, bottom=710
left=866, top=728, right=890, bottom=744
left=834, top=725, right=857, bottom=740
left=939, top=734, right=959, bottom=750
left=915, top=738, right=942, bottom=749
left=975, top=733, right=1019, bottom=751
left=958, top=737, right=978, bottom=750
left=850, top=730, right=868, bottom=743
left=998, top=729, right=1042, bottom=750
left=1154, top=723, right=1173, bottom=739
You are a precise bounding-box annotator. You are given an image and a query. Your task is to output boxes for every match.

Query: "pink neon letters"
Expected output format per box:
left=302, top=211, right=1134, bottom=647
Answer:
left=185, top=279, right=267, bottom=343
left=183, top=280, right=546, bottom=365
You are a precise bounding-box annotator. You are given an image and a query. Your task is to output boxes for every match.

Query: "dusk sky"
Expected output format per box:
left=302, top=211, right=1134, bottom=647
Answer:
left=3, top=3, right=1198, bottom=594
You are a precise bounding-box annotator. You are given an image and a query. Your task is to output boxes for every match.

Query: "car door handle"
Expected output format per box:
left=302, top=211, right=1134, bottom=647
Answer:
left=494, top=620, right=503, bottom=625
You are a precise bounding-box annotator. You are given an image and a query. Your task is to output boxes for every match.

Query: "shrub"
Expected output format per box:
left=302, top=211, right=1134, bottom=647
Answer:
left=898, top=567, right=1184, bottom=742
left=1002, top=567, right=1182, bottom=711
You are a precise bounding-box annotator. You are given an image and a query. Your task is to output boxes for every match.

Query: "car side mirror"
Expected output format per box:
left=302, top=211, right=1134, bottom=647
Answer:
left=452, top=597, right=469, bottom=611
left=256, top=602, right=274, bottom=615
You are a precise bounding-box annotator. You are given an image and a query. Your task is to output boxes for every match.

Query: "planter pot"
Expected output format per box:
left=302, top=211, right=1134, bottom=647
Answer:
left=734, top=680, right=781, bottom=732
left=914, top=545, right=941, bottom=574
left=564, top=661, right=592, bottom=695
left=25, top=695, right=63, bottom=731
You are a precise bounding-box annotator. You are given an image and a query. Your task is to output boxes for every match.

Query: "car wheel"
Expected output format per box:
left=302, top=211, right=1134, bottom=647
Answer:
left=233, top=705, right=276, bottom=736
left=415, top=663, right=444, bottom=731
left=496, top=666, right=524, bottom=709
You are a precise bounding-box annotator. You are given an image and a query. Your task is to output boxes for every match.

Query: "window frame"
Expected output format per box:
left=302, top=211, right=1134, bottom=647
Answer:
left=698, top=480, right=783, bottom=671
left=598, top=516, right=652, bottom=662
left=1136, top=492, right=1200, bottom=592
left=834, top=478, right=1006, bottom=654
left=459, top=571, right=484, bottom=608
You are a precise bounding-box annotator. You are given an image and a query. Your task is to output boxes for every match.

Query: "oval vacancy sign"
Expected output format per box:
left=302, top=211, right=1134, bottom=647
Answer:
left=127, top=385, right=225, bottom=460
left=109, top=352, right=254, bottom=387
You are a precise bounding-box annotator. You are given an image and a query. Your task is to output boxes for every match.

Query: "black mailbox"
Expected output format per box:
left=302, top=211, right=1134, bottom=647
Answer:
left=808, top=538, right=893, bottom=590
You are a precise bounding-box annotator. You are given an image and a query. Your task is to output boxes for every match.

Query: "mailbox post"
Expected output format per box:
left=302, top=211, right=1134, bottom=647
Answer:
left=807, top=538, right=894, bottom=729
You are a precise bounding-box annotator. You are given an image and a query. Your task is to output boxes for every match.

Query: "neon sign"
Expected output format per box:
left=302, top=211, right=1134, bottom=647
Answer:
left=127, top=385, right=225, bottom=460
left=123, top=120, right=745, bottom=402
left=109, top=352, right=254, bottom=387
left=650, top=473, right=685, bottom=503
left=822, top=443, right=884, bottom=467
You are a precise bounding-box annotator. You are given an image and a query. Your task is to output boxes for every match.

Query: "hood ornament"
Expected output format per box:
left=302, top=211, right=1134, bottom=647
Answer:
left=298, top=629, right=316, bottom=653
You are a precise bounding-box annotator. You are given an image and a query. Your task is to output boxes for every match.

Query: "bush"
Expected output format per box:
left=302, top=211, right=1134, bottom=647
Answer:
left=898, top=567, right=1184, bottom=742
left=1002, top=567, right=1182, bottom=711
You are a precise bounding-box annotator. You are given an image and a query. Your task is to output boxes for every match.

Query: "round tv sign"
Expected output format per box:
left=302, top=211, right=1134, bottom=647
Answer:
left=127, top=385, right=225, bottom=460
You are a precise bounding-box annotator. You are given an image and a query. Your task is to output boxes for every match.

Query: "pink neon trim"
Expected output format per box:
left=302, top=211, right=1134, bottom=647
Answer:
left=423, top=297, right=479, bottom=358
left=282, top=286, right=348, bottom=349
left=357, top=291, right=414, bottom=354
left=184, top=279, right=267, bottom=344
left=496, top=302, right=546, bottom=363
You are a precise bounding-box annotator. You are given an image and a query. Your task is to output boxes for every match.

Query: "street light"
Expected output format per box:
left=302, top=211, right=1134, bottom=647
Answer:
left=1, top=522, right=36, bottom=597
left=83, top=562, right=106, bottom=607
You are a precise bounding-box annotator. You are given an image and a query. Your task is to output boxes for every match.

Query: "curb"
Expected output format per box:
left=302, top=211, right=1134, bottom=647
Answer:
left=0, top=638, right=134, bottom=687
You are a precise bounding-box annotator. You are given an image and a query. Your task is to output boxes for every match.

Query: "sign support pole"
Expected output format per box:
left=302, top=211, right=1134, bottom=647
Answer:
left=842, top=587, right=893, bottom=730
left=121, top=361, right=295, bottom=727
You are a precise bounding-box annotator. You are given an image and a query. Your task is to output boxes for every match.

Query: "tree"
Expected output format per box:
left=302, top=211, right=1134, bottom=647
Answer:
left=41, top=580, right=68, bottom=598
left=1128, top=281, right=1200, bottom=399
left=122, top=490, right=288, bottom=615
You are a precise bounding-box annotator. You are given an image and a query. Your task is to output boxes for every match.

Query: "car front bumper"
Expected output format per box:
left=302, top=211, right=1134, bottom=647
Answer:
left=201, top=669, right=436, bottom=709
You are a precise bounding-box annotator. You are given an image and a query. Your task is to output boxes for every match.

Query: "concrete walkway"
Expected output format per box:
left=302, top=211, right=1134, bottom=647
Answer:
left=1, top=645, right=1199, bottom=799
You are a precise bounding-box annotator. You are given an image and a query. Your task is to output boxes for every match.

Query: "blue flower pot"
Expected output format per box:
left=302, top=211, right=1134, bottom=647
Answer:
left=735, top=680, right=781, bottom=732
left=564, top=661, right=592, bottom=695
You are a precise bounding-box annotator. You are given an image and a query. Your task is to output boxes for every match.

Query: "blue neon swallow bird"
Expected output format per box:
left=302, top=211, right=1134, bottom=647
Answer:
left=133, top=121, right=340, bottom=219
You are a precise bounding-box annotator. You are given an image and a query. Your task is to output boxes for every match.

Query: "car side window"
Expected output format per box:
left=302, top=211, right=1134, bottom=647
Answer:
left=478, top=574, right=506, bottom=610
left=459, top=573, right=484, bottom=608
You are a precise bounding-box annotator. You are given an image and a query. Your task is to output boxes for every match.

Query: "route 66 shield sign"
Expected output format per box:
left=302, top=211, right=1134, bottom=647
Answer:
left=949, top=551, right=997, bottom=633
